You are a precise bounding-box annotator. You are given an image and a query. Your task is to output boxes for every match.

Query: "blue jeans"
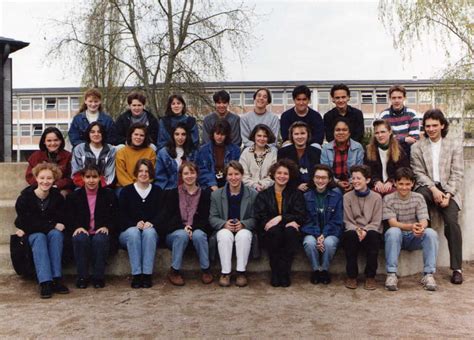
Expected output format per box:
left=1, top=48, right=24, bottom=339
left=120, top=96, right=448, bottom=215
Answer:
left=385, top=227, right=439, bottom=274
left=119, top=227, right=158, bottom=275
left=166, top=229, right=210, bottom=271
left=303, top=235, right=339, bottom=271
left=28, top=229, right=64, bottom=284
left=73, top=232, right=110, bottom=280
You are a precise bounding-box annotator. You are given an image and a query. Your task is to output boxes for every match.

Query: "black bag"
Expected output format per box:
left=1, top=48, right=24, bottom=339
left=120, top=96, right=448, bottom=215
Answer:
left=10, top=234, right=35, bottom=278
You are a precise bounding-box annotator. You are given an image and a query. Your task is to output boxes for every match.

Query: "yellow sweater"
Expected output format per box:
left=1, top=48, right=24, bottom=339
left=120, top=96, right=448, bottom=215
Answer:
left=115, top=146, right=156, bottom=187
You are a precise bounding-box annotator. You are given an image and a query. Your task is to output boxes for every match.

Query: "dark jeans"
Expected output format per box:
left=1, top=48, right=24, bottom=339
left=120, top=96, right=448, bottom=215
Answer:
left=416, top=185, right=463, bottom=270
left=265, top=225, right=299, bottom=276
left=73, top=232, right=110, bottom=280
left=342, top=230, right=380, bottom=279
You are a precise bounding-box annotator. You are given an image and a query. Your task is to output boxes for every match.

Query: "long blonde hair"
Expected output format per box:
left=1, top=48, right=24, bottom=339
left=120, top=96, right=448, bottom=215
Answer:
left=366, top=119, right=401, bottom=162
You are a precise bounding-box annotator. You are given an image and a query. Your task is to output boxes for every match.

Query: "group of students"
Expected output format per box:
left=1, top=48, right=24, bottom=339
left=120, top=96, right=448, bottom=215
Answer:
left=16, top=83, right=464, bottom=299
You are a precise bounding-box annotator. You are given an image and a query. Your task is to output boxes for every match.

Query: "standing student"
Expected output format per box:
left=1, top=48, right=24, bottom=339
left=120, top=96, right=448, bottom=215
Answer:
left=155, top=123, right=197, bottom=190
left=156, top=94, right=199, bottom=150
left=301, top=164, right=343, bottom=285
left=15, top=163, right=69, bottom=299
left=66, top=164, right=118, bottom=289
left=280, top=85, right=324, bottom=145
left=25, top=127, right=73, bottom=196
left=69, top=88, right=118, bottom=147
left=255, top=159, right=306, bottom=287
left=115, top=91, right=159, bottom=147
left=342, top=165, right=383, bottom=290
left=119, top=159, right=162, bottom=289
left=324, top=84, right=365, bottom=143
left=209, top=161, right=257, bottom=287
left=240, top=88, right=280, bottom=148
left=202, top=90, right=242, bottom=146
left=411, top=109, right=464, bottom=284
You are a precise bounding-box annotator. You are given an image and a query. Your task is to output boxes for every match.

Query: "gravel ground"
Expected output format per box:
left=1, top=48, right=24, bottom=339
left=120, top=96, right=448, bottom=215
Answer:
left=1, top=264, right=474, bottom=338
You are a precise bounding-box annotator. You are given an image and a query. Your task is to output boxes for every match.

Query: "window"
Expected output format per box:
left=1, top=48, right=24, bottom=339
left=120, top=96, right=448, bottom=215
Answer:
left=376, top=92, right=388, bottom=104
left=406, top=91, right=417, bottom=104
left=230, top=92, right=242, bottom=106
left=33, top=124, right=43, bottom=136
left=318, top=91, right=329, bottom=105
left=45, top=124, right=56, bottom=129
left=419, top=91, right=432, bottom=104
left=58, top=124, right=69, bottom=133
left=20, top=99, right=30, bottom=111
left=32, top=98, right=43, bottom=111
left=45, top=98, right=57, bottom=110
left=12, top=99, right=18, bottom=112
left=21, top=125, right=31, bottom=136
left=244, top=92, right=254, bottom=106
left=272, top=91, right=284, bottom=105
left=435, top=92, right=446, bottom=105
left=71, top=97, right=80, bottom=111
left=286, top=92, right=294, bottom=105
left=361, top=91, right=374, bottom=104
left=349, top=91, right=359, bottom=105
left=58, top=98, right=68, bottom=111
left=12, top=125, right=18, bottom=136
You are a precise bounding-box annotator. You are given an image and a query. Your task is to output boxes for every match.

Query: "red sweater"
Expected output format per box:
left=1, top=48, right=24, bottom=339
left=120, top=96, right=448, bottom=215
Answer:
left=25, top=150, right=73, bottom=190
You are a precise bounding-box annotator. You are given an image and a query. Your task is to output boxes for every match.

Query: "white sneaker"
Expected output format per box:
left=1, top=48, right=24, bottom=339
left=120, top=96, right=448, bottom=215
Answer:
left=385, top=273, right=398, bottom=291
left=421, top=274, right=437, bottom=291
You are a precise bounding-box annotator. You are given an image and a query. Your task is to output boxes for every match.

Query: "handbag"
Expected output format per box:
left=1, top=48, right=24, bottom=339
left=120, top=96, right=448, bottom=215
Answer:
left=10, top=234, right=35, bottom=278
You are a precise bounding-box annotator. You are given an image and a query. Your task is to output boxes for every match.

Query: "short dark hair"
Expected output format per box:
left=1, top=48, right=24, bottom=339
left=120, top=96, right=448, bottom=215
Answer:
left=350, top=164, right=371, bottom=179
left=127, top=91, right=146, bottom=105
left=330, top=84, right=350, bottom=97
left=165, top=94, right=187, bottom=116
left=126, top=123, right=150, bottom=148
left=394, top=167, right=415, bottom=182
left=249, top=124, right=276, bottom=145
left=81, top=162, right=102, bottom=176
left=213, top=90, right=230, bottom=104
left=288, top=121, right=312, bottom=145
left=253, top=88, right=272, bottom=104
left=210, top=119, right=232, bottom=145
left=85, top=122, right=107, bottom=144
left=388, top=85, right=406, bottom=97
left=333, top=117, right=351, bottom=134
left=133, top=158, right=155, bottom=178
left=423, top=109, right=449, bottom=138
left=268, top=159, right=299, bottom=182
left=309, top=164, right=336, bottom=190
left=292, top=85, right=311, bottom=100
left=39, top=127, right=65, bottom=152
left=225, top=160, right=244, bottom=176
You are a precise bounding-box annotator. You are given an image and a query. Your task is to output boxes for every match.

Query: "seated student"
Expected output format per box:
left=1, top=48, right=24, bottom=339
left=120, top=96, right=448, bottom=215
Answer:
left=71, top=122, right=116, bottom=187
left=321, top=117, right=364, bottom=193
left=197, top=120, right=240, bottom=191
left=115, top=91, right=159, bottom=147
left=209, top=161, right=257, bottom=287
left=159, top=161, right=213, bottom=286
left=280, top=85, right=324, bottom=145
left=68, top=88, right=118, bottom=147
left=115, top=123, right=156, bottom=192
left=156, top=94, right=199, bottom=150
left=202, top=90, right=242, bottom=146
left=25, top=127, right=73, bottom=196
left=342, top=165, right=382, bottom=290
left=119, top=159, right=162, bottom=289
left=324, top=84, right=365, bottom=143
left=155, top=123, right=197, bottom=190
left=365, top=119, right=409, bottom=196
left=239, top=124, right=277, bottom=192
left=301, top=164, right=343, bottom=285
left=255, top=159, right=306, bottom=287
left=66, top=164, right=118, bottom=289
left=15, top=163, right=69, bottom=299
left=383, top=167, right=439, bottom=291
left=277, top=121, right=321, bottom=192
left=240, top=88, right=280, bottom=148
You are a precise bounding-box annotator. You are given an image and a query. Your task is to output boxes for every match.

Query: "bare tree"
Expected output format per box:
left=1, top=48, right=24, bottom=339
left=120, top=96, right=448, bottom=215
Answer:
left=49, top=0, right=254, bottom=117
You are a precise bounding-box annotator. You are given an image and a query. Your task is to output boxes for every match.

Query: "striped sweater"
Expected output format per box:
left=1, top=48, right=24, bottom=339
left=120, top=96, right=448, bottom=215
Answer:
left=378, top=106, right=420, bottom=142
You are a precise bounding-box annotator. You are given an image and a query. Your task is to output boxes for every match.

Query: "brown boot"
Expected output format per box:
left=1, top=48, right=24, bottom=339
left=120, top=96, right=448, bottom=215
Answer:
left=201, top=271, right=214, bottom=284
left=219, top=274, right=231, bottom=287
left=235, top=273, right=248, bottom=287
left=364, top=277, right=377, bottom=290
left=344, top=277, right=358, bottom=289
left=167, top=268, right=185, bottom=286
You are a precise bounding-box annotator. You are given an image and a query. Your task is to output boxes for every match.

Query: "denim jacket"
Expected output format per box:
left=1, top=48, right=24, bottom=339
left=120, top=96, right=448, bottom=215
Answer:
left=196, top=142, right=240, bottom=189
left=154, top=147, right=197, bottom=190
left=301, top=187, right=344, bottom=238
left=320, top=139, right=364, bottom=179
left=156, top=115, right=200, bottom=151
left=68, top=112, right=118, bottom=147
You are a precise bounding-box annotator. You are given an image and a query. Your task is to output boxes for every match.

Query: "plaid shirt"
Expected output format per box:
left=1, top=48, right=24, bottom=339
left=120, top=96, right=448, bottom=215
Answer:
left=333, top=141, right=349, bottom=181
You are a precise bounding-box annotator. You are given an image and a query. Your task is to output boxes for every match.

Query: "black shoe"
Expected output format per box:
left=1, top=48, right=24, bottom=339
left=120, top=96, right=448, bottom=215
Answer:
left=451, top=270, right=463, bottom=284
left=280, top=274, right=291, bottom=288
left=40, top=281, right=52, bottom=299
left=270, top=272, right=280, bottom=287
left=92, top=278, right=105, bottom=288
left=142, top=274, right=153, bottom=288
left=310, top=271, right=321, bottom=284
left=131, top=275, right=142, bottom=289
left=52, top=277, right=70, bottom=294
left=76, top=277, right=89, bottom=289
left=319, top=270, right=331, bottom=284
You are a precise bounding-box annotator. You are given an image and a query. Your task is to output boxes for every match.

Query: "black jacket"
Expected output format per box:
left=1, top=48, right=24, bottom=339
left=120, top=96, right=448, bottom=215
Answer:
left=115, top=109, right=159, bottom=145
left=324, top=106, right=365, bottom=143
left=15, top=186, right=66, bottom=235
left=254, top=185, right=306, bottom=236
left=277, top=144, right=321, bottom=186
left=364, top=147, right=410, bottom=186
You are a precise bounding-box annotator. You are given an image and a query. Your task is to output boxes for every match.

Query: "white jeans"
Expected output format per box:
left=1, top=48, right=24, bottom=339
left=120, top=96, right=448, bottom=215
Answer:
left=216, top=228, right=252, bottom=274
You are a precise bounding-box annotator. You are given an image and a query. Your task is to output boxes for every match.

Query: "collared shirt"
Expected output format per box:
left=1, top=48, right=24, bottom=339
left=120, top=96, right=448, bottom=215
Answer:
left=249, top=144, right=271, bottom=167
left=430, top=138, right=442, bottom=182
left=179, top=185, right=201, bottom=226
left=333, top=141, right=349, bottom=181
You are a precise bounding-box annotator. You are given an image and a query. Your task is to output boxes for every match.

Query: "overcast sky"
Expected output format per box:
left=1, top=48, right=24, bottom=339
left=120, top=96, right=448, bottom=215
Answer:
left=0, top=0, right=456, bottom=88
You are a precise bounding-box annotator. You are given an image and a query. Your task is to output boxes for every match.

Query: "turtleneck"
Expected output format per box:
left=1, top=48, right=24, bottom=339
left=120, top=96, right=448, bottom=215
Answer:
left=355, top=188, right=371, bottom=197
left=377, top=142, right=389, bottom=151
